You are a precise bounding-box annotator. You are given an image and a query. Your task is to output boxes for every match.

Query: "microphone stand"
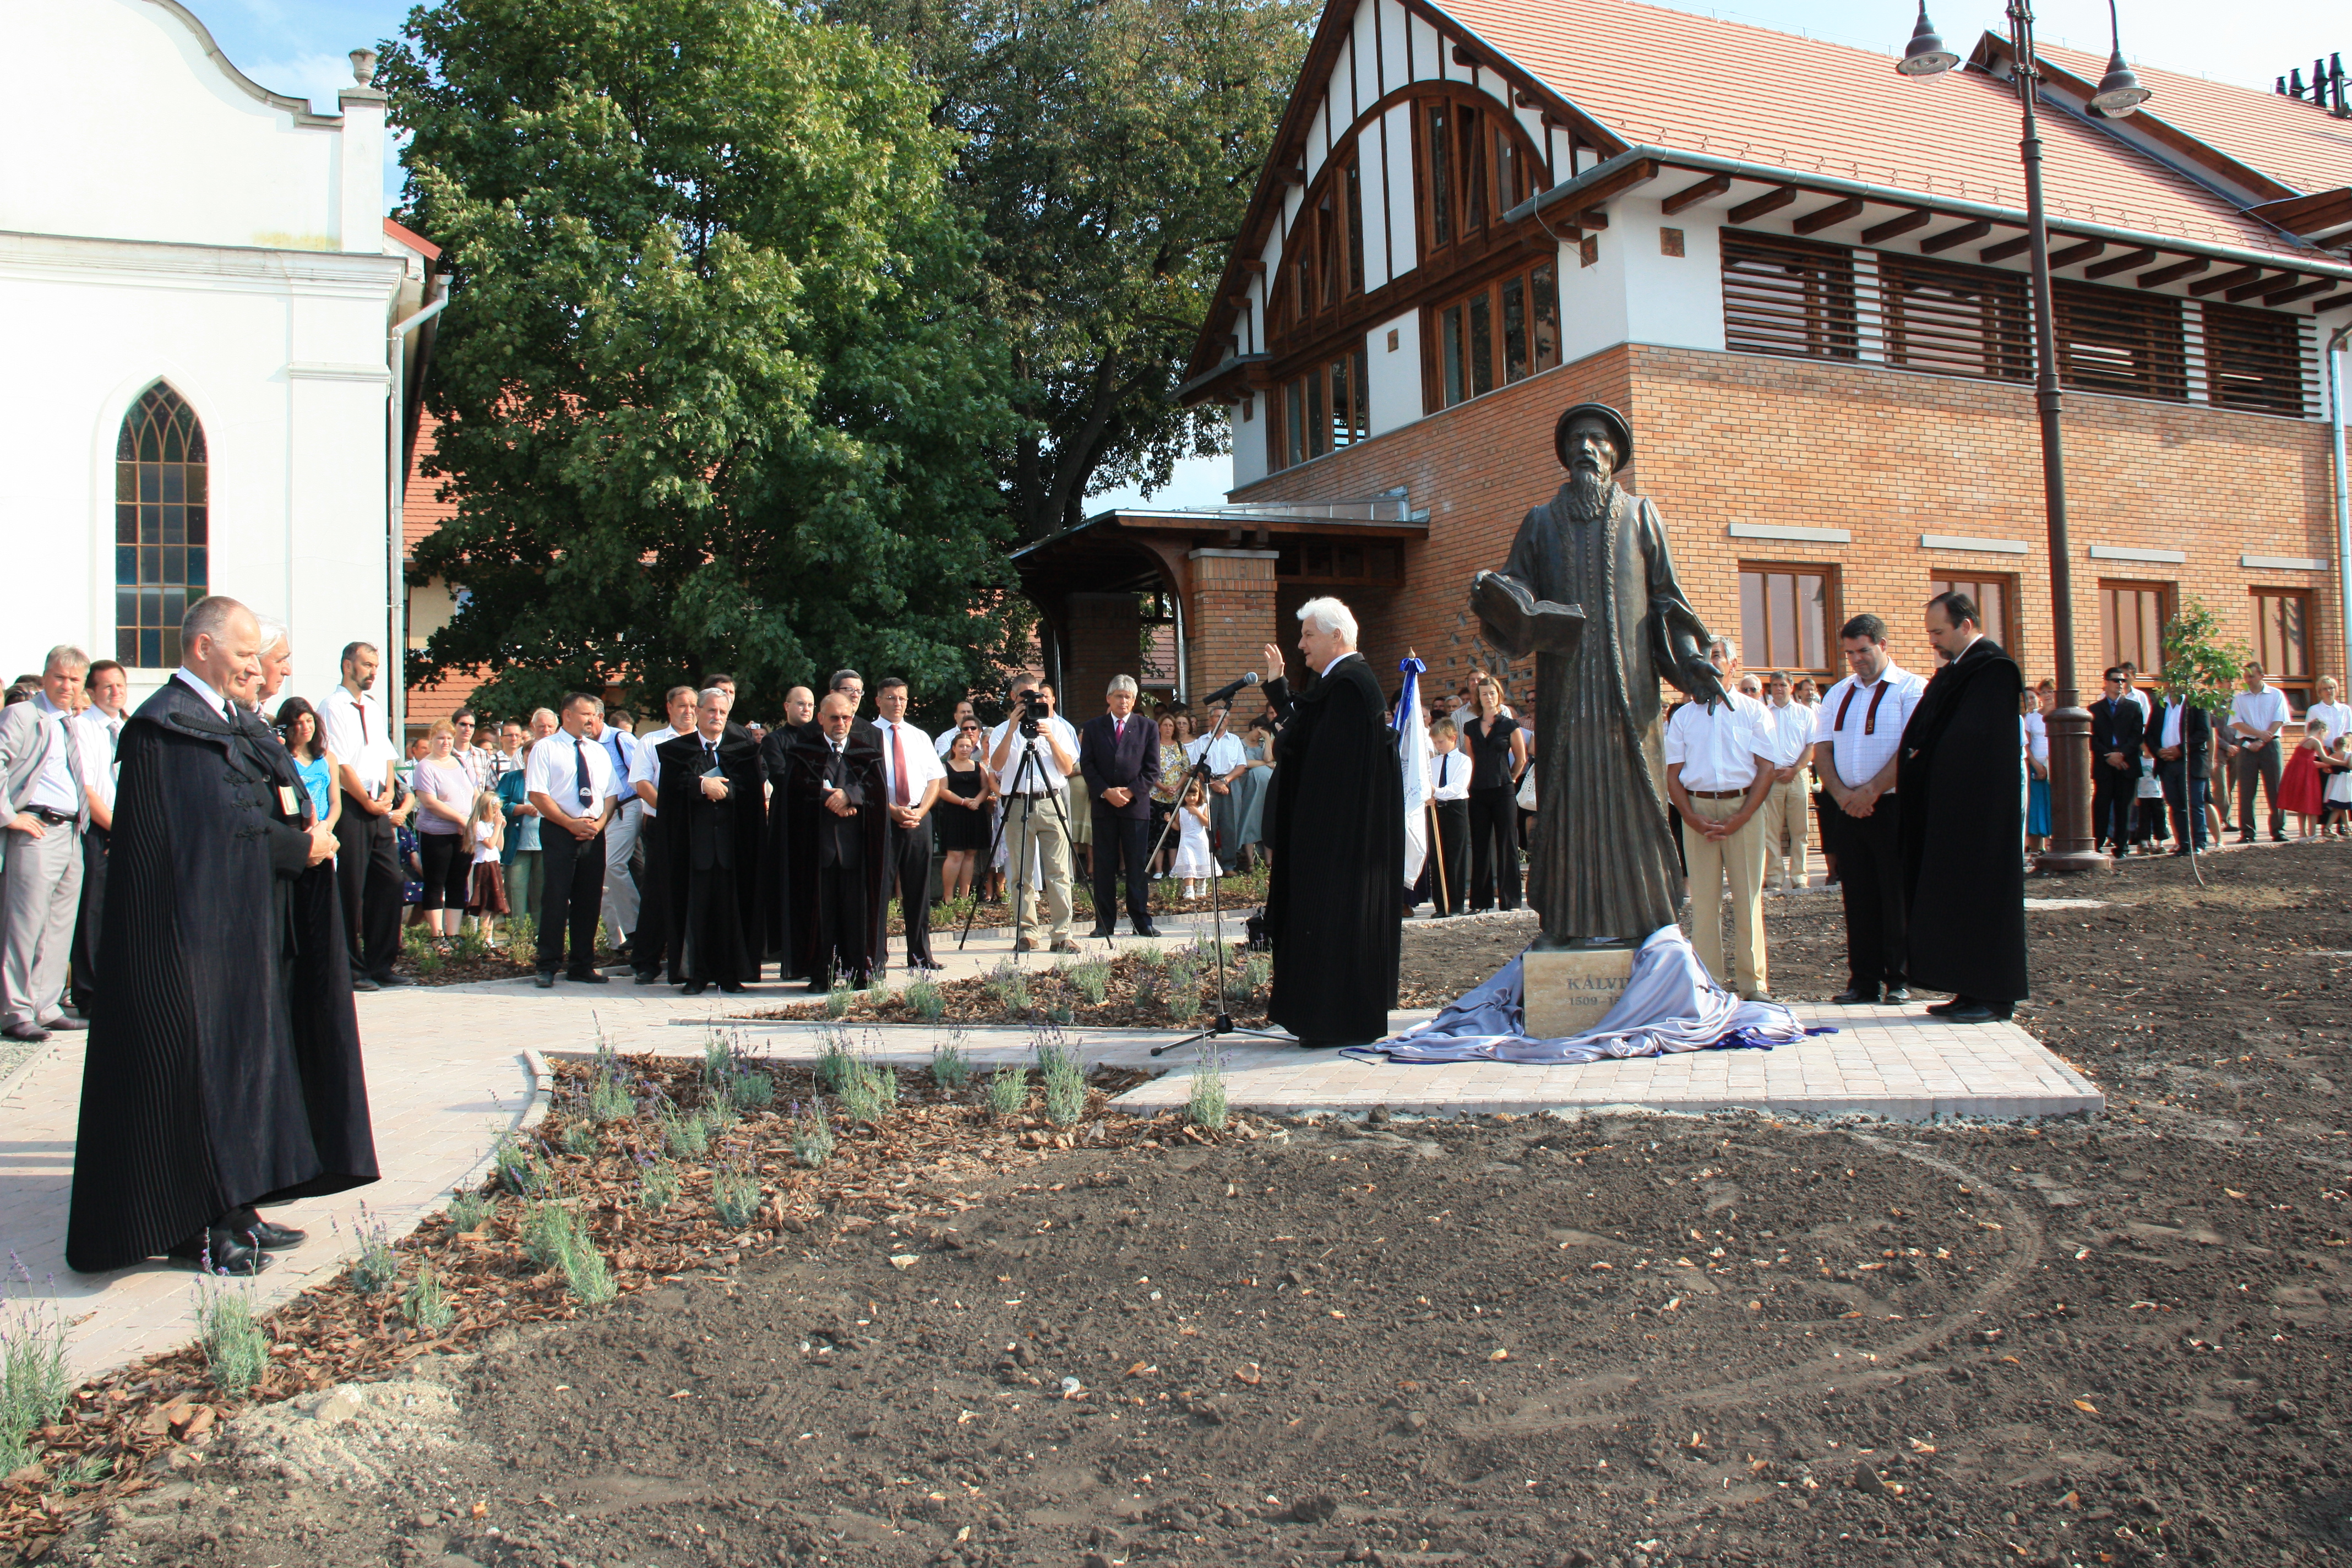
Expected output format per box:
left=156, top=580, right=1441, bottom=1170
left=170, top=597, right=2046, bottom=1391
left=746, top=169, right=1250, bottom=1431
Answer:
left=1146, top=702, right=1286, bottom=1058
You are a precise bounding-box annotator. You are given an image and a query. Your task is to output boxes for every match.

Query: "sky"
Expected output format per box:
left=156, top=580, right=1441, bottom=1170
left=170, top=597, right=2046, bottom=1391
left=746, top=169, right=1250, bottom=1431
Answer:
left=192, top=0, right=2334, bottom=513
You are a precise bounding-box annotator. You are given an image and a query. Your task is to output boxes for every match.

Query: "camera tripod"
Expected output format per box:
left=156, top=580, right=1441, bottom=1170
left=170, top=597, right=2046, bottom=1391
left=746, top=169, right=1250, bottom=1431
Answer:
left=956, top=717, right=1071, bottom=960
left=1145, top=703, right=1287, bottom=1057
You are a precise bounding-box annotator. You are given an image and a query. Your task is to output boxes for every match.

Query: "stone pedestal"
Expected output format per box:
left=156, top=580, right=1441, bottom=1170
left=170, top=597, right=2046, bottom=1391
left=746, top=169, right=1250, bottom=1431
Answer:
left=1522, top=948, right=1638, bottom=1039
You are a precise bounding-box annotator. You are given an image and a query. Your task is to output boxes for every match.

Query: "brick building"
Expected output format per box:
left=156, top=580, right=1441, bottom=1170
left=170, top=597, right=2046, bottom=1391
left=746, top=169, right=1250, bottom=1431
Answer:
left=1013, top=0, right=2351, bottom=718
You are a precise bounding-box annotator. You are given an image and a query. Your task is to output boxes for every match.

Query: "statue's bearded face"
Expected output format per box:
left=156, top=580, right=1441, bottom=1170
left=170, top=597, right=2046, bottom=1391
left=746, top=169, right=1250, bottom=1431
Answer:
left=1561, top=418, right=1618, bottom=519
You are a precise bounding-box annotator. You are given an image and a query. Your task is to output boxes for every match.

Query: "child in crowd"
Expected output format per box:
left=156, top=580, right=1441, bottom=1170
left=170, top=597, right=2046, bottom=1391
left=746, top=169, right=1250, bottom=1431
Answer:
left=1170, top=776, right=1215, bottom=900
left=2282, top=718, right=2328, bottom=839
left=1426, top=718, right=1472, bottom=916
left=2321, top=724, right=2352, bottom=836
left=466, top=789, right=510, bottom=941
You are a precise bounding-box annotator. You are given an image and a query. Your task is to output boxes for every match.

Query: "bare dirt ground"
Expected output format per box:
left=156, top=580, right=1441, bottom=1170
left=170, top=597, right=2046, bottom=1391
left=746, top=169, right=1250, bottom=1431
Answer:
left=23, top=843, right=2352, bottom=1568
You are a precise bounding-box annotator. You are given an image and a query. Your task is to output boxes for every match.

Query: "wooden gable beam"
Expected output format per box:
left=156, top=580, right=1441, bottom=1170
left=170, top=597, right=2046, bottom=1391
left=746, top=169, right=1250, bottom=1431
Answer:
left=1578, top=208, right=1610, bottom=231
left=1979, top=234, right=2034, bottom=263
left=1861, top=209, right=1932, bottom=245
left=2224, top=271, right=2286, bottom=302
left=1727, top=184, right=1797, bottom=224
left=2136, top=257, right=2209, bottom=288
left=1660, top=173, right=1730, bottom=215
left=1793, top=196, right=1866, bottom=236
left=2262, top=277, right=2337, bottom=307
left=2189, top=265, right=2266, bottom=296
left=1920, top=220, right=1993, bottom=254
left=2048, top=239, right=2106, bottom=268
left=2082, top=247, right=2160, bottom=280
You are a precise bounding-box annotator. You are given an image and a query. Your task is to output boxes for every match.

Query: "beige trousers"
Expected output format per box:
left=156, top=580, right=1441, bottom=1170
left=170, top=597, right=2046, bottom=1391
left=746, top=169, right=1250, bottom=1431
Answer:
left=1757, top=776, right=1811, bottom=891
left=1680, top=793, right=1767, bottom=999
left=1005, top=791, right=1074, bottom=943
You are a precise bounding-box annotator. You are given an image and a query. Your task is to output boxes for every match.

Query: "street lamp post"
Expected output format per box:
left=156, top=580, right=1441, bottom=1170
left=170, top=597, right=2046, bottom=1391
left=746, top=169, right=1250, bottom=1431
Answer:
left=1898, top=0, right=2147, bottom=873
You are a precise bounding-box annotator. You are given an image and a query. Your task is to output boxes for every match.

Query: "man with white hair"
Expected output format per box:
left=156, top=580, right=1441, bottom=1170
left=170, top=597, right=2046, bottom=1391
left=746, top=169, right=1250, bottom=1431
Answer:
left=1259, top=596, right=1403, bottom=1047
left=0, top=645, right=93, bottom=1041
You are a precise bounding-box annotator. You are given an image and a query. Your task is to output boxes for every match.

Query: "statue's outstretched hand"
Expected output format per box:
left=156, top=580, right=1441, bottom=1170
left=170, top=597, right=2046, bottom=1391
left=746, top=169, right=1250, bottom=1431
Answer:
left=1678, top=653, right=1733, bottom=710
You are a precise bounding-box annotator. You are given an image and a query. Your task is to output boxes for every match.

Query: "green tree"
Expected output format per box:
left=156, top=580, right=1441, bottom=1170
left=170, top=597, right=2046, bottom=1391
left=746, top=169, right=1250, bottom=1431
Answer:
left=836, top=0, right=1315, bottom=539
left=383, top=0, right=1031, bottom=720
left=2159, top=597, right=2251, bottom=718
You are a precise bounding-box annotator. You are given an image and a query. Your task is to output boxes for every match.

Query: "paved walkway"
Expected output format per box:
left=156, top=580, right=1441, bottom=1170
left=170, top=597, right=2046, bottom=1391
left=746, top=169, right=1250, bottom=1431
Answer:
left=0, top=897, right=2115, bottom=1383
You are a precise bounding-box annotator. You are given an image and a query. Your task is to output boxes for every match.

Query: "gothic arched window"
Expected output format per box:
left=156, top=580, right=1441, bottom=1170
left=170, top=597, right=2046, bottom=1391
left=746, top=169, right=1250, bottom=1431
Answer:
left=115, top=383, right=209, bottom=669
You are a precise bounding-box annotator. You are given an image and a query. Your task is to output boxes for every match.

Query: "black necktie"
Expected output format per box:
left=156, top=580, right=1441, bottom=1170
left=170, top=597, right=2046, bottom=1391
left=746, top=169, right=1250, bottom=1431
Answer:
left=1439, top=755, right=1449, bottom=788
left=574, top=738, right=593, bottom=809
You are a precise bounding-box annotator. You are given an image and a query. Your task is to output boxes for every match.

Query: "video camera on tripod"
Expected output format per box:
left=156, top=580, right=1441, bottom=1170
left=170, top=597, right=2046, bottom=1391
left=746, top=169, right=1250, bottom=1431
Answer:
left=1011, top=684, right=1053, bottom=741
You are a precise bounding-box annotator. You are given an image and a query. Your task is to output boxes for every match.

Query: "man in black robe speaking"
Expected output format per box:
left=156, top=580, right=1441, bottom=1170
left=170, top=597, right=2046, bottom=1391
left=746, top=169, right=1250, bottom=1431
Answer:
left=1896, top=590, right=2029, bottom=1023
left=1260, top=597, right=1403, bottom=1047
left=654, top=688, right=765, bottom=994
left=67, top=596, right=371, bottom=1276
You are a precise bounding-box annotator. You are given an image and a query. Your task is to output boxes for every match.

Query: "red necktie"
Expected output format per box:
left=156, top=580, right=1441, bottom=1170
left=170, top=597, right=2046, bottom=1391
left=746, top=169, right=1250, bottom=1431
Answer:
left=892, top=722, right=911, bottom=806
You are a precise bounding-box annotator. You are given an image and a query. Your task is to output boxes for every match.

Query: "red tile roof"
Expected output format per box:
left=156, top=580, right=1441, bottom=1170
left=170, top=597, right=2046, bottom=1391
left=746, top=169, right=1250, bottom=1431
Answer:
left=2038, top=41, right=2352, bottom=199
left=1434, top=0, right=2313, bottom=258
left=383, top=216, right=442, bottom=259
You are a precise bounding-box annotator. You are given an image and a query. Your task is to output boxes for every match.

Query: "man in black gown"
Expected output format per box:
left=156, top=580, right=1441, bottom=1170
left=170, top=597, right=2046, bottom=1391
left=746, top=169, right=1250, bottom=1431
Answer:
left=67, top=597, right=371, bottom=1275
left=783, top=692, right=889, bottom=989
left=758, top=684, right=818, bottom=980
left=1897, top=591, right=2029, bottom=1023
left=1260, top=598, right=1403, bottom=1047
left=655, top=688, right=766, bottom=993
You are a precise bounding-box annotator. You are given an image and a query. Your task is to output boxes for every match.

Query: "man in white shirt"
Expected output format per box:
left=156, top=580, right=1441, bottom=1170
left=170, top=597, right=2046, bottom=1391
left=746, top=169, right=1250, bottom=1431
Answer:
left=525, top=693, right=621, bottom=984
left=623, top=686, right=699, bottom=983
left=1663, top=639, right=1776, bottom=1000
left=933, top=698, right=977, bottom=758
left=875, top=678, right=946, bottom=970
left=68, top=660, right=128, bottom=1017
left=0, top=646, right=94, bottom=1041
left=1427, top=717, right=1472, bottom=916
left=1757, top=671, right=1816, bottom=895
left=2226, top=661, right=2292, bottom=843
left=987, top=676, right=1081, bottom=952
left=319, top=642, right=412, bottom=989
left=1811, top=614, right=1926, bottom=1005
left=1186, top=703, right=1249, bottom=873
left=594, top=706, right=646, bottom=957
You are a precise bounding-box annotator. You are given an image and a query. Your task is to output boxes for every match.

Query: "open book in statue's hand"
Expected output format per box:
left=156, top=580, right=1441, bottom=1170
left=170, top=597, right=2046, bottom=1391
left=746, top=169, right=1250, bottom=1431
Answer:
left=1471, top=571, right=1586, bottom=659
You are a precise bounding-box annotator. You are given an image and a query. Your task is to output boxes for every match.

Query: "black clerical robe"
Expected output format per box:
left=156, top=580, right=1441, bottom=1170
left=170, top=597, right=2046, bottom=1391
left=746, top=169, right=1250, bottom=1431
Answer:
left=1262, top=653, right=1403, bottom=1045
left=782, top=725, right=890, bottom=988
left=67, top=679, right=377, bottom=1272
left=758, top=725, right=802, bottom=978
left=1897, top=637, right=2029, bottom=1004
left=654, top=727, right=765, bottom=984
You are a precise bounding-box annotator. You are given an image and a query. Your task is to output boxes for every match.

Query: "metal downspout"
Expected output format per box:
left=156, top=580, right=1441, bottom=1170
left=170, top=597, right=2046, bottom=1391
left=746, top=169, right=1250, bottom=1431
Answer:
left=2331, top=325, right=2352, bottom=681
left=386, top=288, right=449, bottom=748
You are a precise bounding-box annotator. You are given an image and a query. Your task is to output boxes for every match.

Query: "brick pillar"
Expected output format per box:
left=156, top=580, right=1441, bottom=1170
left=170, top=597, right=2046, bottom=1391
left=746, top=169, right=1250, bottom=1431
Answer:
left=1185, top=548, right=1280, bottom=706
left=1063, top=591, right=1141, bottom=714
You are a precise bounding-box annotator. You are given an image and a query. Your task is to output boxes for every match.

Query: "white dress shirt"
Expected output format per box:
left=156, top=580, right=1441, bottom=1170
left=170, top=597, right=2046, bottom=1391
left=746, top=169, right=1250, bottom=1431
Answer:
left=75, top=706, right=123, bottom=817
left=877, top=717, right=944, bottom=806
left=525, top=728, right=620, bottom=816
left=2230, top=685, right=2291, bottom=738
left=1430, top=746, right=1472, bottom=802
left=23, top=694, right=83, bottom=815
left=1760, top=698, right=1815, bottom=770
left=2304, top=700, right=2352, bottom=753
left=1185, top=731, right=1246, bottom=778
left=2024, top=709, right=2050, bottom=765
left=1812, top=663, right=1926, bottom=788
left=629, top=722, right=696, bottom=815
left=1663, top=693, right=1773, bottom=793
left=320, top=683, right=395, bottom=799
left=986, top=714, right=1079, bottom=794
left=598, top=726, right=641, bottom=793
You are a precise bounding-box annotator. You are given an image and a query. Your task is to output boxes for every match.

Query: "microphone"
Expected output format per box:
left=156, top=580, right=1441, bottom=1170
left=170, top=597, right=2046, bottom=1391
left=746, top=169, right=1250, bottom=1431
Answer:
left=1198, top=671, right=1261, bottom=706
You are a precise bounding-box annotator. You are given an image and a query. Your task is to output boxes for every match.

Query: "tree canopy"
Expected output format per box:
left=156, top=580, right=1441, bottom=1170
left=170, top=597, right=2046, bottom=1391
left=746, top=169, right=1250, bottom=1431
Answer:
left=386, top=0, right=1031, bottom=721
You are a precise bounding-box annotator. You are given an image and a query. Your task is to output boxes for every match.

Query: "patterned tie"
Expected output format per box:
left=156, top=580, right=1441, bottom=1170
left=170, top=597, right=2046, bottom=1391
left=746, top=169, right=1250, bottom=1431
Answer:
left=891, top=722, right=911, bottom=807
left=573, top=738, right=593, bottom=810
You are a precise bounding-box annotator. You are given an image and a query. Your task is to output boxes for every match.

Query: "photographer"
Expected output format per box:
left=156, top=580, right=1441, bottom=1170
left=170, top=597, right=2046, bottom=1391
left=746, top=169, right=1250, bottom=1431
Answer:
left=987, top=676, right=1080, bottom=953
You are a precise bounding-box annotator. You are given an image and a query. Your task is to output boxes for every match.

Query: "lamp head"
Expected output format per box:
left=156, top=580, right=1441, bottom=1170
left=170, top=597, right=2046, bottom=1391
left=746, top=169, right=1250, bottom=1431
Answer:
left=1896, top=2, right=1958, bottom=76
left=2091, top=47, right=2152, bottom=115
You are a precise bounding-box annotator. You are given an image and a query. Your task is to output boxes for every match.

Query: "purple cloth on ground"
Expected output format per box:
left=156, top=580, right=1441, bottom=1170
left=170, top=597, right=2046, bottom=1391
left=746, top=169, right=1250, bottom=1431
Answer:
left=1355, top=924, right=1808, bottom=1064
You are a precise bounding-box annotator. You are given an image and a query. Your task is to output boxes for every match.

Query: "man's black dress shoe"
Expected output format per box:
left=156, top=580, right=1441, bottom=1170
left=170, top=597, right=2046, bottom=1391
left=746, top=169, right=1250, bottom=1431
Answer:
left=377, top=973, right=416, bottom=987
left=226, top=1209, right=307, bottom=1250
left=1134, top=924, right=1161, bottom=938
left=4, top=1022, right=51, bottom=1042
left=717, top=981, right=746, bottom=994
left=1927, top=997, right=1966, bottom=1016
left=168, top=1226, right=273, bottom=1276
left=634, top=970, right=663, bottom=986
left=681, top=980, right=706, bottom=996
left=533, top=971, right=555, bottom=988
left=1829, top=986, right=1878, bottom=1005
left=351, top=976, right=381, bottom=992
left=1883, top=986, right=1911, bottom=1004
left=568, top=969, right=611, bottom=984
left=1944, top=1002, right=2008, bottom=1024
left=1087, top=927, right=1117, bottom=941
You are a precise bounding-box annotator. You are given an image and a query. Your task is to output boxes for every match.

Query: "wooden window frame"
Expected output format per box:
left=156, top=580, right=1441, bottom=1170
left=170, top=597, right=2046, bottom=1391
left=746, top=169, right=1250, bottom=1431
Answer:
left=2054, top=280, right=2187, bottom=403
left=1410, top=86, right=1545, bottom=272
left=2098, top=579, right=2174, bottom=677
left=1268, top=143, right=1372, bottom=352
left=2250, top=587, right=2313, bottom=712
left=115, top=382, right=210, bottom=671
left=1266, top=347, right=1371, bottom=474
left=1422, top=254, right=1562, bottom=414
left=1736, top=561, right=1840, bottom=677
left=1880, top=255, right=2033, bottom=385
left=1929, top=574, right=2021, bottom=661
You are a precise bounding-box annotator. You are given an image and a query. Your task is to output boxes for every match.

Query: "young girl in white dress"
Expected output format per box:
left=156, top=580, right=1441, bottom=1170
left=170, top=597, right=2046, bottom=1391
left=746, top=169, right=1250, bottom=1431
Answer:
left=1170, top=776, right=1216, bottom=899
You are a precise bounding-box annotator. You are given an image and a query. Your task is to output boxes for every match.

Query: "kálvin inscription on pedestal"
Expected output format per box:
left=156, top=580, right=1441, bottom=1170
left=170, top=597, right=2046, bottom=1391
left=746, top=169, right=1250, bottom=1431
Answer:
left=1522, top=948, right=1637, bottom=1038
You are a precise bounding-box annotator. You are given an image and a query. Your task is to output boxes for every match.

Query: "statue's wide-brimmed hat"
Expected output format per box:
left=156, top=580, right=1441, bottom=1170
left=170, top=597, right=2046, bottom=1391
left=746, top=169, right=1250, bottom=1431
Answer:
left=1554, top=402, right=1634, bottom=472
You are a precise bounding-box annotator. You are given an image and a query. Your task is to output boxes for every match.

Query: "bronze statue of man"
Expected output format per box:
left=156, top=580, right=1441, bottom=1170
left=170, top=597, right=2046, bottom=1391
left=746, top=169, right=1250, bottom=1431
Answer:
left=1471, top=403, right=1728, bottom=949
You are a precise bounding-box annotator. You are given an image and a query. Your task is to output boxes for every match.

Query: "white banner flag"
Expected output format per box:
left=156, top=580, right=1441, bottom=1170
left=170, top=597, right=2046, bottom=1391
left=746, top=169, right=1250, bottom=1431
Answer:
left=1394, top=655, right=1432, bottom=888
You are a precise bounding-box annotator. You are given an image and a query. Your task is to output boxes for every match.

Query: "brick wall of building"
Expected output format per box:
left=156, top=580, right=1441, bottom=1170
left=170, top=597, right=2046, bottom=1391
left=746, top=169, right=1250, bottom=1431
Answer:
left=1231, top=344, right=2344, bottom=698
left=1185, top=549, right=1282, bottom=709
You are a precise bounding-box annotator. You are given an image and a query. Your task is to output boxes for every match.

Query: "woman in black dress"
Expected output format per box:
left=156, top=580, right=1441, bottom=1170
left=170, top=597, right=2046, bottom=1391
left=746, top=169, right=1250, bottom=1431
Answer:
left=1462, top=674, right=1529, bottom=911
left=935, top=723, right=995, bottom=901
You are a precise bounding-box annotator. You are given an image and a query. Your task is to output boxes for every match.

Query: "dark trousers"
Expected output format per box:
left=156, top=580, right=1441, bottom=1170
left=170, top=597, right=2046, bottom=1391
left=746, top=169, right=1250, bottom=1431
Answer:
left=633, top=825, right=667, bottom=978
left=1467, top=787, right=1520, bottom=911
left=2233, top=739, right=2283, bottom=839
left=812, top=865, right=872, bottom=989
left=69, top=825, right=107, bottom=1009
left=537, top=827, right=608, bottom=976
left=1426, top=798, right=1469, bottom=915
left=2092, top=762, right=2138, bottom=850
left=2158, top=760, right=2209, bottom=851
left=1831, top=797, right=1906, bottom=991
left=888, top=817, right=935, bottom=967
left=334, top=797, right=402, bottom=982
left=1090, top=807, right=1153, bottom=930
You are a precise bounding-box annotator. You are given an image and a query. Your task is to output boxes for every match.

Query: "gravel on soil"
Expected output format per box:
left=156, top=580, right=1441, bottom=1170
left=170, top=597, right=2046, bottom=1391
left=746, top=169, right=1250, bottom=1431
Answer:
left=30, top=841, right=2352, bottom=1568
